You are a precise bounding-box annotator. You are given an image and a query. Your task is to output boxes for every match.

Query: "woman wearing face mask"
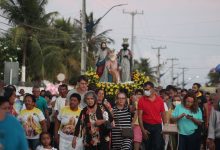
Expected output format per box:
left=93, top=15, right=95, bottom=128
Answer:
left=165, top=96, right=182, bottom=150
left=171, top=92, right=203, bottom=150
left=73, top=91, right=112, bottom=150
left=168, top=96, right=182, bottom=124
left=172, top=96, right=182, bottom=108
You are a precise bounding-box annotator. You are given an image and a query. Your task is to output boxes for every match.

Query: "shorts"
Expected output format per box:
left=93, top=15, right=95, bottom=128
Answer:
left=133, top=125, right=142, bottom=143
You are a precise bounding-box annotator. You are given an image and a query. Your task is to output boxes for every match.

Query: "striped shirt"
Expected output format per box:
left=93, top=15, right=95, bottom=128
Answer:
left=112, top=106, right=132, bottom=150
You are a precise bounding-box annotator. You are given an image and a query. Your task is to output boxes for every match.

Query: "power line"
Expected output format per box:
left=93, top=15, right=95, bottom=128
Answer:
left=175, top=67, right=210, bottom=70
left=0, top=28, right=8, bottom=32
left=137, top=37, right=220, bottom=47
left=104, top=31, right=220, bottom=47
left=137, top=34, right=220, bottom=39
left=0, top=14, right=57, bottom=31
left=0, top=14, right=9, bottom=20
left=0, top=21, right=13, bottom=27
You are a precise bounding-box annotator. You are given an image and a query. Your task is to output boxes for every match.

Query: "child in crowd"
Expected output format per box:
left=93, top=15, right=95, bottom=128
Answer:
left=36, top=132, right=57, bottom=150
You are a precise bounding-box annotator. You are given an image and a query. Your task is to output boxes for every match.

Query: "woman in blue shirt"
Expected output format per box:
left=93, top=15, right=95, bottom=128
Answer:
left=0, top=96, right=28, bottom=150
left=171, top=92, right=203, bottom=150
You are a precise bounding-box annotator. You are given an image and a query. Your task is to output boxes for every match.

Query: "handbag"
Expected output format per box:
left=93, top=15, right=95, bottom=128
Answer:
left=162, top=124, right=178, bottom=134
left=115, top=108, right=133, bottom=139
left=121, top=128, right=133, bottom=138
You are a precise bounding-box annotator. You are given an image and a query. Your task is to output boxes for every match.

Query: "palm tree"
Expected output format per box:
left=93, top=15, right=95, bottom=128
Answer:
left=134, top=58, right=155, bottom=80
left=0, top=0, right=58, bottom=82
left=208, top=70, right=220, bottom=86
left=85, top=12, right=114, bottom=52
left=38, top=18, right=81, bottom=82
left=75, top=12, right=114, bottom=69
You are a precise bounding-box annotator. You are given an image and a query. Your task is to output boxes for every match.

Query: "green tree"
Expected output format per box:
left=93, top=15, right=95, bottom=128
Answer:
left=75, top=12, right=114, bottom=69
left=134, top=58, right=155, bottom=80
left=0, top=0, right=57, bottom=82
left=208, top=71, right=220, bottom=86
left=25, top=17, right=81, bottom=82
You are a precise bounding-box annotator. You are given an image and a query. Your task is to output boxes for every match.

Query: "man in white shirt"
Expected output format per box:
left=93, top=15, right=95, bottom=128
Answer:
left=66, top=75, right=88, bottom=109
left=54, top=84, right=68, bottom=115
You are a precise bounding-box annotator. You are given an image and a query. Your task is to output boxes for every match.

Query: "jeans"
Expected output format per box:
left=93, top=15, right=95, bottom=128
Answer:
left=215, top=138, right=220, bottom=150
left=28, top=138, right=40, bottom=150
left=143, top=123, right=164, bottom=150
left=178, top=131, right=199, bottom=150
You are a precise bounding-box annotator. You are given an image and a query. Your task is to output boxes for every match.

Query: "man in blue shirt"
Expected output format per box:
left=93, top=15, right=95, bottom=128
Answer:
left=32, top=86, right=50, bottom=123
left=0, top=96, right=28, bottom=150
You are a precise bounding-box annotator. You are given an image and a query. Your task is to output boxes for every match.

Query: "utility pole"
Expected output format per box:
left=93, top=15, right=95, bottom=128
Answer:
left=181, top=67, right=187, bottom=89
left=81, top=0, right=87, bottom=75
left=167, top=58, right=179, bottom=85
left=123, top=10, right=144, bottom=53
left=152, top=46, right=166, bottom=85
left=176, top=73, right=180, bottom=87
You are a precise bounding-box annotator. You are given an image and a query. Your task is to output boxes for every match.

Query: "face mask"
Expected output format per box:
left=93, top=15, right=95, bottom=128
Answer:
left=144, top=90, right=151, bottom=97
left=173, top=101, right=181, bottom=106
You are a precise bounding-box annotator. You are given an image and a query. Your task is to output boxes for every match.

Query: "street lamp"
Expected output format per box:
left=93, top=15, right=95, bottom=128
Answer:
left=86, top=3, right=128, bottom=33
left=81, top=2, right=127, bottom=74
left=95, top=4, right=128, bottom=25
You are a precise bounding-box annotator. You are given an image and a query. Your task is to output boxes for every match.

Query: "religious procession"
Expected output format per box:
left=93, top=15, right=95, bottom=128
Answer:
left=0, top=0, right=220, bottom=150
left=1, top=39, right=220, bottom=150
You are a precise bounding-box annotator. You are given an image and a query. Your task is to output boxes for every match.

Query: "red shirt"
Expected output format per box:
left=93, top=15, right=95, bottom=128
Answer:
left=138, top=95, right=165, bottom=124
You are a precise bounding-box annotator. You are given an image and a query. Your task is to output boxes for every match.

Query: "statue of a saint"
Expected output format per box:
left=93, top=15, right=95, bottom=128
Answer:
left=117, top=38, right=133, bottom=82
left=95, top=41, right=110, bottom=81
left=105, top=50, right=120, bottom=83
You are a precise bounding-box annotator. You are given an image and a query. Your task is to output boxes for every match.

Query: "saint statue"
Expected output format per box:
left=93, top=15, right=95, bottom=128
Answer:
left=95, top=41, right=110, bottom=81
left=117, top=38, right=133, bottom=82
left=105, top=50, right=121, bottom=83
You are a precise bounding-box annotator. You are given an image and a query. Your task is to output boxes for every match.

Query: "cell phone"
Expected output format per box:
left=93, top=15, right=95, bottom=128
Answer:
left=187, top=115, right=193, bottom=117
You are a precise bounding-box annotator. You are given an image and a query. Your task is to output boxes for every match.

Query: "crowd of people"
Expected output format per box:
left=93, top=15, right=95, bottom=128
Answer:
left=0, top=76, right=220, bottom=150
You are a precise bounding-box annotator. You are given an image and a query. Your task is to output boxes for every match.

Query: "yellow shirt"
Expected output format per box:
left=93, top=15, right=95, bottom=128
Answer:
left=57, top=106, right=81, bottom=139
left=18, top=107, right=45, bottom=139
